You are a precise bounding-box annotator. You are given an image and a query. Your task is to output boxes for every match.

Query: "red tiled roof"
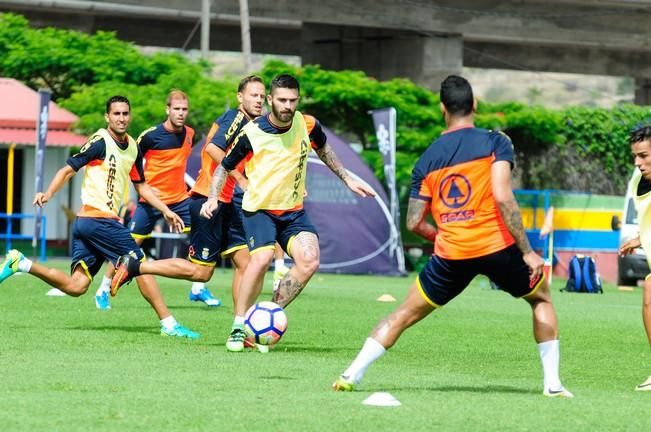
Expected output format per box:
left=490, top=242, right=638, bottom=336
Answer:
left=0, top=128, right=87, bottom=147
left=0, top=77, right=86, bottom=147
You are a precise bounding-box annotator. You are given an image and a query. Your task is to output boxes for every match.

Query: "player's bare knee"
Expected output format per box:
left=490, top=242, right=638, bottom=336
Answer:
left=296, top=256, right=319, bottom=276
left=195, top=266, right=214, bottom=283
left=643, top=282, right=651, bottom=306
left=524, top=289, right=551, bottom=306
left=249, top=253, right=273, bottom=273
left=66, top=282, right=89, bottom=297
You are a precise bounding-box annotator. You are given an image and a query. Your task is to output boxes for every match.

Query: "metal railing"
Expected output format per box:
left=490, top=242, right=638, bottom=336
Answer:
left=0, top=213, right=47, bottom=261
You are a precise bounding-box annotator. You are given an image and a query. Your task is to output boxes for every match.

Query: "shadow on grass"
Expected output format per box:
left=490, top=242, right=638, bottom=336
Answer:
left=371, top=384, right=536, bottom=395
left=57, top=325, right=158, bottom=335
left=164, top=305, right=230, bottom=311
left=271, top=342, right=351, bottom=354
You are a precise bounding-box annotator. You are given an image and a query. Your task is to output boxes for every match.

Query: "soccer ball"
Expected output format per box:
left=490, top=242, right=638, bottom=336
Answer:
left=244, top=301, right=288, bottom=345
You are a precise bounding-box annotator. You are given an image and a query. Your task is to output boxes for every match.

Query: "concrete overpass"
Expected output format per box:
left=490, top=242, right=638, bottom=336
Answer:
left=2, top=0, right=651, bottom=102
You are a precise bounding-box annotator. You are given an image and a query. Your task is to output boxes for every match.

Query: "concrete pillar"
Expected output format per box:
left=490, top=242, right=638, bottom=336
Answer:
left=301, top=23, right=462, bottom=90
left=635, top=78, right=651, bottom=106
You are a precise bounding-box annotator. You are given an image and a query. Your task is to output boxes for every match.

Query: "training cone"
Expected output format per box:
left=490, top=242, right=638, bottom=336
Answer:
left=362, top=392, right=401, bottom=407
left=46, top=288, right=67, bottom=297
left=376, top=294, right=396, bottom=302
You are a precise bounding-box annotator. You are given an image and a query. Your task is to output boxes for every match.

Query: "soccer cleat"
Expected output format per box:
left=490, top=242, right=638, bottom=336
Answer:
left=0, top=249, right=24, bottom=283
left=110, top=254, right=139, bottom=296
left=226, top=327, right=247, bottom=352
left=543, top=387, right=574, bottom=398
left=332, top=375, right=355, bottom=392
left=95, top=291, right=111, bottom=310
left=160, top=323, right=200, bottom=340
left=189, top=287, right=222, bottom=307
left=635, top=376, right=651, bottom=391
left=244, top=338, right=270, bottom=353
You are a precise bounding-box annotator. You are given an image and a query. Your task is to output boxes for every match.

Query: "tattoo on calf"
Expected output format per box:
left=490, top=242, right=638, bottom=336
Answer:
left=272, top=274, right=304, bottom=308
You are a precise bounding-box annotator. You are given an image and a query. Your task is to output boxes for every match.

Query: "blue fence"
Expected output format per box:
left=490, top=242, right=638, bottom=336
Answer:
left=0, top=213, right=47, bottom=261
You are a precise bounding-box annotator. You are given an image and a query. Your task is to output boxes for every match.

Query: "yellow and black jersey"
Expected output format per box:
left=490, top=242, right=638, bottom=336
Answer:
left=67, top=128, right=142, bottom=219
left=222, top=111, right=326, bottom=213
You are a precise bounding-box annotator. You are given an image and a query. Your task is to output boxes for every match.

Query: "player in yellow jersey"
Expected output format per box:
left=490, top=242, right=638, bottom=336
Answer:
left=618, top=125, right=651, bottom=391
left=0, top=96, right=199, bottom=339
left=199, top=74, right=376, bottom=351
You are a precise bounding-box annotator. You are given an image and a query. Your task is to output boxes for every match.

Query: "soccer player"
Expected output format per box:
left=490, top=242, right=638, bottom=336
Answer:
left=332, top=75, right=572, bottom=397
left=109, top=76, right=268, bottom=324
left=93, top=90, right=219, bottom=310
left=199, top=73, right=376, bottom=352
left=0, top=95, right=199, bottom=339
left=618, top=125, right=651, bottom=392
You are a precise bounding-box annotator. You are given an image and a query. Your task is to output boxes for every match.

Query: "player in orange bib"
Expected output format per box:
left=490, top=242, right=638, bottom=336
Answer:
left=333, top=75, right=572, bottom=398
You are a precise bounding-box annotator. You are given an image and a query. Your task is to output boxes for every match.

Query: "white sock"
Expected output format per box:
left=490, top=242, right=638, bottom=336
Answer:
left=342, top=337, right=386, bottom=384
left=275, top=259, right=286, bottom=270
left=191, top=282, right=205, bottom=295
left=233, top=315, right=245, bottom=328
left=538, top=339, right=562, bottom=390
left=96, top=276, right=111, bottom=294
left=17, top=257, right=32, bottom=273
left=160, top=315, right=178, bottom=330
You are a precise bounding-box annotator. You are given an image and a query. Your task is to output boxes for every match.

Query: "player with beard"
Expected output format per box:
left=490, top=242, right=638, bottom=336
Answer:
left=199, top=74, right=376, bottom=352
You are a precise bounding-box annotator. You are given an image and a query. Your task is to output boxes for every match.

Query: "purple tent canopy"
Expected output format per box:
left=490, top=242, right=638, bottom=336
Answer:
left=304, top=128, right=404, bottom=275
left=186, top=127, right=405, bottom=276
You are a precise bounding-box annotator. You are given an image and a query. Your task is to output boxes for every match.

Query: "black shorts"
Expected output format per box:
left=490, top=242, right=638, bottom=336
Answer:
left=187, top=195, right=228, bottom=265
left=417, top=244, right=544, bottom=307
left=71, top=217, right=145, bottom=280
left=220, top=200, right=247, bottom=258
left=242, top=209, right=318, bottom=255
left=129, top=198, right=192, bottom=238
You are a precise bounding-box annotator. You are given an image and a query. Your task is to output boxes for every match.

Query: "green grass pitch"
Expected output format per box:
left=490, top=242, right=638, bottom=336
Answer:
left=1, top=259, right=650, bottom=431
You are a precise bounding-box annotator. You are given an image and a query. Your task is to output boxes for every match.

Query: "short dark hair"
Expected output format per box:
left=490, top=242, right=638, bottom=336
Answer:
left=105, top=95, right=130, bottom=114
left=238, top=75, right=264, bottom=93
left=440, top=75, right=474, bottom=116
left=629, top=125, right=651, bottom=145
left=270, top=74, right=300, bottom=95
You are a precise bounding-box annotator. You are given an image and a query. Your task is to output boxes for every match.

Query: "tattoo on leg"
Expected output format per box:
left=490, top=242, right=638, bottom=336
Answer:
left=293, top=232, right=319, bottom=261
left=272, top=273, right=304, bottom=308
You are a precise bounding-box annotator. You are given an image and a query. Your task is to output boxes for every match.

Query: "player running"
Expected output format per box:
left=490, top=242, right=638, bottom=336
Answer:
left=0, top=95, right=198, bottom=339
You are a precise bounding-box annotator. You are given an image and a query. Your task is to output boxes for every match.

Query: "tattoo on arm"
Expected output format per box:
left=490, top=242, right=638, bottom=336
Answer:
left=497, top=199, right=533, bottom=254
left=315, top=144, right=349, bottom=183
left=406, top=198, right=437, bottom=242
left=208, top=166, right=228, bottom=201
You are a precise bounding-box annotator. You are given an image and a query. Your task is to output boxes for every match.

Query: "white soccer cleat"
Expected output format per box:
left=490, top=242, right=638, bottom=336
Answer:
left=543, top=387, right=574, bottom=398
left=635, top=375, right=651, bottom=392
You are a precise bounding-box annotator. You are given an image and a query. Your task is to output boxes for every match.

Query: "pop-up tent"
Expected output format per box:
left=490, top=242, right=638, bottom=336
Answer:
left=186, top=126, right=404, bottom=276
